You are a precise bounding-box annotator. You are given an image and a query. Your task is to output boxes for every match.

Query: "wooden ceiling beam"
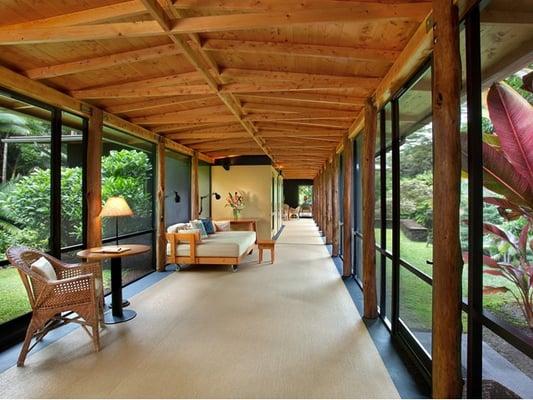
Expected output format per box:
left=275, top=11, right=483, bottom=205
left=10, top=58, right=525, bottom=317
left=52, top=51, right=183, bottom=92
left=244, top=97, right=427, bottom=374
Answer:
left=170, top=132, right=247, bottom=140
left=221, top=68, right=381, bottom=89
left=70, top=71, right=205, bottom=98
left=236, top=92, right=365, bottom=107
left=222, top=82, right=373, bottom=94
left=203, top=39, right=400, bottom=63
left=245, top=113, right=352, bottom=122
left=24, top=44, right=183, bottom=80
left=156, top=123, right=244, bottom=135
left=0, top=4, right=430, bottom=45
left=242, top=102, right=357, bottom=117
left=105, top=95, right=215, bottom=114
left=173, top=0, right=429, bottom=12
left=72, top=84, right=213, bottom=99
left=0, top=1, right=146, bottom=30
left=207, top=149, right=265, bottom=157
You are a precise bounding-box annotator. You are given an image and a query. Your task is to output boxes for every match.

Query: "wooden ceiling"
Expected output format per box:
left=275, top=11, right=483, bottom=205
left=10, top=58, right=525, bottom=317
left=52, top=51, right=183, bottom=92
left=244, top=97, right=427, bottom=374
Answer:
left=0, top=0, right=434, bottom=178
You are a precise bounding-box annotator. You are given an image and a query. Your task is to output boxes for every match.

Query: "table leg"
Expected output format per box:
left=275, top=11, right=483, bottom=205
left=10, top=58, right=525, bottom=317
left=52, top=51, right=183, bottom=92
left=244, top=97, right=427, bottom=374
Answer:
left=259, top=248, right=263, bottom=264
left=271, top=248, right=275, bottom=264
left=104, top=257, right=136, bottom=324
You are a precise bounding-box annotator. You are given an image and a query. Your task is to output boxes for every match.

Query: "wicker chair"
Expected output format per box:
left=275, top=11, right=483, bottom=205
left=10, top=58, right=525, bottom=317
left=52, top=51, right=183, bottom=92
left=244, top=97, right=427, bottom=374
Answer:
left=6, top=246, right=104, bottom=367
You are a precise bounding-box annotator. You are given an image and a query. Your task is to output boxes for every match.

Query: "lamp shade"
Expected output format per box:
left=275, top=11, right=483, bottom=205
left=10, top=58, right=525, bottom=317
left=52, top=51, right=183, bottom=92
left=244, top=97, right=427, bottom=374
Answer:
left=100, top=196, right=133, bottom=217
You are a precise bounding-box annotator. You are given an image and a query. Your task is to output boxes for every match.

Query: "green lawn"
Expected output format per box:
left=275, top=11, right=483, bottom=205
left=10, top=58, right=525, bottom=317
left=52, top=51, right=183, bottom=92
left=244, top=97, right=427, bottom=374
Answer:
left=0, top=267, right=31, bottom=324
left=378, top=229, right=526, bottom=332
left=0, top=267, right=114, bottom=325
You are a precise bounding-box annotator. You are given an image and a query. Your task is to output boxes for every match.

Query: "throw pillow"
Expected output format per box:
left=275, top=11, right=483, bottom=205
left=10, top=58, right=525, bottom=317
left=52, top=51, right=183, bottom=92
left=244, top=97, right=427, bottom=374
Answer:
left=191, top=220, right=208, bottom=239
left=31, top=257, right=57, bottom=281
left=214, top=220, right=230, bottom=232
left=201, top=218, right=215, bottom=234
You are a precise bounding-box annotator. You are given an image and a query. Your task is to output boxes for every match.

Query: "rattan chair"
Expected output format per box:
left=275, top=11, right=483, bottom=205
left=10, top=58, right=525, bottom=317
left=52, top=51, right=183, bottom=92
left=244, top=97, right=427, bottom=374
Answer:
left=6, top=246, right=104, bottom=366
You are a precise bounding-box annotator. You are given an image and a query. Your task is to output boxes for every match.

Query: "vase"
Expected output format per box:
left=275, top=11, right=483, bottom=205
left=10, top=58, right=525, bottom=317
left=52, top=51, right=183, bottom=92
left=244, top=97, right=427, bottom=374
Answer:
left=232, top=209, right=241, bottom=220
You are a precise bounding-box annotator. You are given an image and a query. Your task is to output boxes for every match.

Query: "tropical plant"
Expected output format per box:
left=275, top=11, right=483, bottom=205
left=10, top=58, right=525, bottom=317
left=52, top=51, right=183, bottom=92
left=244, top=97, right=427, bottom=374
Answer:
left=225, top=191, right=245, bottom=211
left=463, top=80, right=533, bottom=329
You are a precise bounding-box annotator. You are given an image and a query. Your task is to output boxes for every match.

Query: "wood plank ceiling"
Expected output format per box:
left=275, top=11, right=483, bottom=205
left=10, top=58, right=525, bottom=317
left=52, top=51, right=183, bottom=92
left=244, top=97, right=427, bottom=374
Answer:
left=0, top=0, right=432, bottom=179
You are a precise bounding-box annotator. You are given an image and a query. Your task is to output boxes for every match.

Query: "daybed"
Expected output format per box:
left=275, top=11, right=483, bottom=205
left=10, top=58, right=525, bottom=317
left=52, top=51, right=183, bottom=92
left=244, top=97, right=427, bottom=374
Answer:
left=166, top=222, right=256, bottom=272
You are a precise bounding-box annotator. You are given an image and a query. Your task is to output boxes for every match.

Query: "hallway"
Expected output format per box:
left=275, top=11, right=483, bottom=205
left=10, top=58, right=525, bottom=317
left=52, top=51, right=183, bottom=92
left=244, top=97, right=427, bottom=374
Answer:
left=0, top=220, right=399, bottom=398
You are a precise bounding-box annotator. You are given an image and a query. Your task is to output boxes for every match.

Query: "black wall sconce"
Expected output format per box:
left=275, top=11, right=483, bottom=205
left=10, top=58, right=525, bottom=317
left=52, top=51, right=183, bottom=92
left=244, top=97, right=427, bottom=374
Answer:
left=199, top=192, right=221, bottom=215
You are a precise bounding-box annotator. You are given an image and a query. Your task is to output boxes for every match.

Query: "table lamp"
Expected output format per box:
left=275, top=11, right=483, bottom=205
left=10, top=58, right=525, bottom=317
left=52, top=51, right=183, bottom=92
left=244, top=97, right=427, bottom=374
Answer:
left=101, top=196, right=134, bottom=246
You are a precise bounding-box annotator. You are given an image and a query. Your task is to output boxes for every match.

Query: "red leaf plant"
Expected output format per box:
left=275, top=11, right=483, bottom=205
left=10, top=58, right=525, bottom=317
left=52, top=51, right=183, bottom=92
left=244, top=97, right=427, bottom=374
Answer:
left=463, top=80, right=533, bottom=329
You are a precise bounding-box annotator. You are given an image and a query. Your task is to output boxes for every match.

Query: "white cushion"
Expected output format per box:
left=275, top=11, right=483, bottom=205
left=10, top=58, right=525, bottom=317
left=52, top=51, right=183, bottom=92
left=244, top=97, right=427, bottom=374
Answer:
left=30, top=257, right=57, bottom=281
left=167, top=222, right=191, bottom=233
left=167, top=231, right=256, bottom=258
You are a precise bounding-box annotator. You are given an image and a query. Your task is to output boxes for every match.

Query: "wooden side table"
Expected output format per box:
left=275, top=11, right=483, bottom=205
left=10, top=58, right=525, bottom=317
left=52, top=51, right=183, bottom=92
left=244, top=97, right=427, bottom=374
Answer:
left=77, top=244, right=150, bottom=324
left=257, top=240, right=276, bottom=264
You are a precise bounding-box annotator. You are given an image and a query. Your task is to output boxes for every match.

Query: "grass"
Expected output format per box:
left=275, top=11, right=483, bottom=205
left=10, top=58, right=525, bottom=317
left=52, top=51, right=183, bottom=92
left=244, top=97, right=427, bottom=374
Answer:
left=0, top=266, right=136, bottom=325
left=377, top=229, right=527, bottom=332
left=0, top=267, right=30, bottom=324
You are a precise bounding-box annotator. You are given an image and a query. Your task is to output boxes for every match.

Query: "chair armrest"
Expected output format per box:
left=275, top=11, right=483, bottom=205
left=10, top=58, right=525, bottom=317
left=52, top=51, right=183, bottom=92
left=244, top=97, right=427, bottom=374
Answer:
left=166, top=232, right=197, bottom=260
left=57, top=262, right=101, bottom=281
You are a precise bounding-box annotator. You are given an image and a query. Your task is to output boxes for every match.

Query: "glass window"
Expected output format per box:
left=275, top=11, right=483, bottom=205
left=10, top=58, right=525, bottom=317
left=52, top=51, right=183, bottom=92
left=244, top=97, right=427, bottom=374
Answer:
left=102, top=126, right=154, bottom=239
left=397, top=66, right=433, bottom=355
left=61, top=112, right=85, bottom=251
left=101, top=126, right=155, bottom=289
left=0, top=92, right=52, bottom=324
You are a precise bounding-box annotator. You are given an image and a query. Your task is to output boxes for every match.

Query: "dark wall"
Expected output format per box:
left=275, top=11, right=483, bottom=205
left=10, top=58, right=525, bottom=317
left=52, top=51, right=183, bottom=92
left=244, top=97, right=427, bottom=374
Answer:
left=165, top=152, right=191, bottom=226
left=283, top=179, right=313, bottom=208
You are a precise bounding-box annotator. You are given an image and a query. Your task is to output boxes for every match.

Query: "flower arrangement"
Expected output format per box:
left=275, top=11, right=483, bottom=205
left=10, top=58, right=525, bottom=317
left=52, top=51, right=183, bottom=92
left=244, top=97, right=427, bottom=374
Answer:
left=225, top=191, right=245, bottom=219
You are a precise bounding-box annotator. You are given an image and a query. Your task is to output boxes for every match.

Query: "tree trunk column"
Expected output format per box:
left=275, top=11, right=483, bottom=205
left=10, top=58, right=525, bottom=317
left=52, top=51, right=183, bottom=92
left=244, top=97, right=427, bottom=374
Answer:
left=343, top=135, right=353, bottom=277
left=432, top=0, right=463, bottom=397
left=362, top=98, right=378, bottom=319
left=332, top=154, right=340, bottom=256
left=86, top=108, right=102, bottom=249
left=326, top=160, right=333, bottom=245
left=156, top=138, right=166, bottom=272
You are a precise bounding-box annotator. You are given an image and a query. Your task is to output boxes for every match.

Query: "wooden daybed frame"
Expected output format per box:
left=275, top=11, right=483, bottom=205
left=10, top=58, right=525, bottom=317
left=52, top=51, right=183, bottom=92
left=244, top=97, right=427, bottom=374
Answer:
left=165, top=232, right=255, bottom=272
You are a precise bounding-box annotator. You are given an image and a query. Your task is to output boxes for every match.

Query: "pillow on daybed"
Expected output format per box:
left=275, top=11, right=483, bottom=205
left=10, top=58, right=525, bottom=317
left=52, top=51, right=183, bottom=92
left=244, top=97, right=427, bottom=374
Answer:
left=213, top=220, right=230, bottom=232
left=201, top=218, right=215, bottom=234
left=191, top=220, right=208, bottom=239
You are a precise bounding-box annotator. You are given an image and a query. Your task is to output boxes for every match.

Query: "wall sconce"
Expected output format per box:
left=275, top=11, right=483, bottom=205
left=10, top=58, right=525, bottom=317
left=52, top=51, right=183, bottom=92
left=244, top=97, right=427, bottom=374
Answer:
left=199, top=192, right=221, bottom=215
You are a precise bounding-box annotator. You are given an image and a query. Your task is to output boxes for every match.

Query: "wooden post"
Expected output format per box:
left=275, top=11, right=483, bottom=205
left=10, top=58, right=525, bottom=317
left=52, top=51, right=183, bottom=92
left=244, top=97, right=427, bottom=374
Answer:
left=156, top=138, right=166, bottom=272
left=432, top=0, right=463, bottom=397
left=321, top=166, right=327, bottom=237
left=326, top=160, right=333, bottom=244
left=332, top=154, right=340, bottom=256
left=343, top=135, right=353, bottom=276
left=86, top=108, right=102, bottom=248
left=317, top=170, right=322, bottom=232
left=362, top=98, right=378, bottom=319
left=191, top=151, right=199, bottom=220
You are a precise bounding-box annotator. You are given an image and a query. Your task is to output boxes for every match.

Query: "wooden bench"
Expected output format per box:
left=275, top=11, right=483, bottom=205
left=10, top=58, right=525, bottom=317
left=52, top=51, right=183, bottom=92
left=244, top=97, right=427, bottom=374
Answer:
left=257, top=239, right=276, bottom=264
